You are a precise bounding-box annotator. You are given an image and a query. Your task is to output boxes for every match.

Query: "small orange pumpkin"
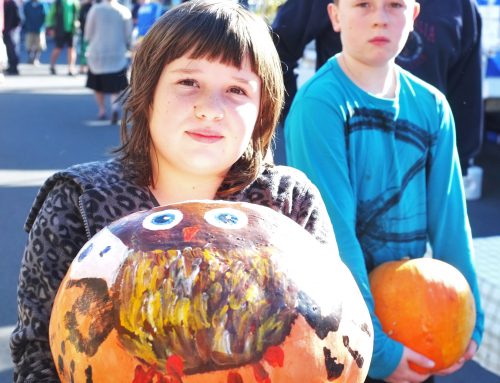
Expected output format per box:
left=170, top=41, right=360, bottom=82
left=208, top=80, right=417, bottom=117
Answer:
left=369, top=258, right=475, bottom=373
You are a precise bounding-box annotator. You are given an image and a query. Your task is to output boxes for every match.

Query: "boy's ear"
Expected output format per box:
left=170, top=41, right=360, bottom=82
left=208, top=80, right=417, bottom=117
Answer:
left=412, top=2, right=421, bottom=23
left=327, top=3, right=341, bottom=33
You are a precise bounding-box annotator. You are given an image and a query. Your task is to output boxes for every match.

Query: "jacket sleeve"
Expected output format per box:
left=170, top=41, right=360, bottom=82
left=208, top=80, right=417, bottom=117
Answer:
left=271, top=0, right=332, bottom=119
left=10, top=181, right=88, bottom=383
left=446, top=0, right=483, bottom=170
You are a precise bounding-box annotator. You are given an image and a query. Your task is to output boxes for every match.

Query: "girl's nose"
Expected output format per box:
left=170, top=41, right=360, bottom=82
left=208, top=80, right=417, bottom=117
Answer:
left=193, top=96, right=224, bottom=121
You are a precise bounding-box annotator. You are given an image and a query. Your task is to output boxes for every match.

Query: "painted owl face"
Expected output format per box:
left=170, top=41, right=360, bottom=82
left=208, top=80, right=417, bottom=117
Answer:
left=50, top=201, right=373, bottom=383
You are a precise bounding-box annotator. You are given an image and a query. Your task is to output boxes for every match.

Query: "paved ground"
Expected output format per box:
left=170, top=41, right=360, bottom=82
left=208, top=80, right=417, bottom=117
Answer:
left=1, top=53, right=121, bottom=382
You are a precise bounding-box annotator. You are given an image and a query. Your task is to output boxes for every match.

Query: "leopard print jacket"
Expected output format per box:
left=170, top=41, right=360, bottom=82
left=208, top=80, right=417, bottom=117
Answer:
left=10, top=159, right=336, bottom=383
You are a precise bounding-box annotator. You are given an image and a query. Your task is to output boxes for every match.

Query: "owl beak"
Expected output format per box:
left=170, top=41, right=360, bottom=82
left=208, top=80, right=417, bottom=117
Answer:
left=183, top=226, right=199, bottom=242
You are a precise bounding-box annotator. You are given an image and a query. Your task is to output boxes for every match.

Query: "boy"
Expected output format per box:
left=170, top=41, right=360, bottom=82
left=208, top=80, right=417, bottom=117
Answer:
left=285, top=0, right=484, bottom=382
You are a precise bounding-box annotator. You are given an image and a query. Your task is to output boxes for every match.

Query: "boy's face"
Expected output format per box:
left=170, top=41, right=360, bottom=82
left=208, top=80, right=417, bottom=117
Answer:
left=327, top=0, right=420, bottom=67
left=148, top=54, right=261, bottom=181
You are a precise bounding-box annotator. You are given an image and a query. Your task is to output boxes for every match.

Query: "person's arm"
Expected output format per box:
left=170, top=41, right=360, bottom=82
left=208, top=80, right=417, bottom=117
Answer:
left=271, top=0, right=332, bottom=118
left=285, top=95, right=404, bottom=379
left=83, top=5, right=95, bottom=42
left=446, top=0, right=483, bottom=171
left=426, top=94, right=484, bottom=352
left=45, top=2, right=54, bottom=29
left=10, top=181, right=87, bottom=383
left=124, top=9, right=133, bottom=46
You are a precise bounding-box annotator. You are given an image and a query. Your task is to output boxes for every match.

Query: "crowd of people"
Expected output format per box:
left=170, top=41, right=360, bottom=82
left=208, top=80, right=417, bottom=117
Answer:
left=0, top=0, right=188, bottom=113
left=6, top=1, right=486, bottom=383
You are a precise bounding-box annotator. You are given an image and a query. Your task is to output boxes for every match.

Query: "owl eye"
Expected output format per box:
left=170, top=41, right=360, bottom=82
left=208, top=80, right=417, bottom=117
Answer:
left=204, top=208, right=248, bottom=229
left=142, top=209, right=183, bottom=231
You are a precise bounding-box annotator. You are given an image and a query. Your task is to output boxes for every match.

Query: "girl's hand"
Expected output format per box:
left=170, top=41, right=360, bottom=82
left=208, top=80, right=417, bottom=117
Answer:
left=384, top=346, right=434, bottom=383
left=435, top=340, right=478, bottom=376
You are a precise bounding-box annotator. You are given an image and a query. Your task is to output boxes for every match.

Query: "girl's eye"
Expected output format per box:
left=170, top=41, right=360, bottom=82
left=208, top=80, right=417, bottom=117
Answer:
left=356, top=2, right=369, bottom=8
left=204, top=208, right=248, bottom=229
left=179, top=79, right=198, bottom=87
left=143, top=209, right=183, bottom=230
left=228, top=86, right=247, bottom=96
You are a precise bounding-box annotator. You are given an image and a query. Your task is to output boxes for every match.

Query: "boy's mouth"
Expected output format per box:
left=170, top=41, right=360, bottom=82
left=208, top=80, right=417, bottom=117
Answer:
left=369, top=36, right=390, bottom=45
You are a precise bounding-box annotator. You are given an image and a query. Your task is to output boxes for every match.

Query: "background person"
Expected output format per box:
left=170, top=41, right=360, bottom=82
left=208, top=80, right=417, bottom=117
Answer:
left=2, top=0, right=20, bottom=75
left=23, top=0, right=47, bottom=65
left=45, top=0, right=79, bottom=75
left=76, top=0, right=93, bottom=74
left=0, top=0, right=5, bottom=82
left=84, top=0, right=132, bottom=123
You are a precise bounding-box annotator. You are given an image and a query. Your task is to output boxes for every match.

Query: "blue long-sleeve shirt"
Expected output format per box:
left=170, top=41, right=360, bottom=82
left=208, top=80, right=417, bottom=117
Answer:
left=272, top=0, right=483, bottom=170
left=285, top=55, right=484, bottom=379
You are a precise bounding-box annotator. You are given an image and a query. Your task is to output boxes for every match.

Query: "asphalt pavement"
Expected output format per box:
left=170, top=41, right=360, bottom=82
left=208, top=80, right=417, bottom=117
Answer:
left=1, top=48, right=499, bottom=382
left=0, top=52, right=122, bottom=382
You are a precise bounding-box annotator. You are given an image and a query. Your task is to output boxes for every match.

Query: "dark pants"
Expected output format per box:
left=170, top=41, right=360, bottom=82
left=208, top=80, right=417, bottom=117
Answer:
left=3, top=30, right=18, bottom=72
left=365, top=378, right=434, bottom=383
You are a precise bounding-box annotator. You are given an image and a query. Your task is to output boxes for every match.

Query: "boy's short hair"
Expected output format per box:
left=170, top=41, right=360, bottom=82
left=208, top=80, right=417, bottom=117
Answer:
left=116, top=0, right=284, bottom=195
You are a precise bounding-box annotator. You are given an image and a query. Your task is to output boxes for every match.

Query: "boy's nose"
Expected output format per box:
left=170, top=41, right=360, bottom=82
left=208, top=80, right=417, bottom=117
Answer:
left=373, top=7, right=389, bottom=26
left=193, top=96, right=224, bottom=121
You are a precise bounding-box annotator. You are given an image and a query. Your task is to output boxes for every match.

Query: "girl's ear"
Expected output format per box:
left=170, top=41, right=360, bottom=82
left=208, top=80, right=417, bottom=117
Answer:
left=327, top=3, right=341, bottom=33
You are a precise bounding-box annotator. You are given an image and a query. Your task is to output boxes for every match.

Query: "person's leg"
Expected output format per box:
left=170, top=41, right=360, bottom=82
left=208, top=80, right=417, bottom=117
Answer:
left=66, top=33, right=77, bottom=75
left=50, top=47, right=62, bottom=74
left=67, top=47, right=77, bottom=74
left=3, top=30, right=19, bottom=74
left=94, top=91, right=107, bottom=119
left=110, top=93, right=120, bottom=124
left=25, top=34, right=33, bottom=63
left=33, top=49, right=41, bottom=65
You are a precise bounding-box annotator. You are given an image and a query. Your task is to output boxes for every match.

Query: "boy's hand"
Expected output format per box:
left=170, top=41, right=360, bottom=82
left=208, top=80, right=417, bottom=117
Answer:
left=384, top=346, right=434, bottom=383
left=435, top=340, right=478, bottom=376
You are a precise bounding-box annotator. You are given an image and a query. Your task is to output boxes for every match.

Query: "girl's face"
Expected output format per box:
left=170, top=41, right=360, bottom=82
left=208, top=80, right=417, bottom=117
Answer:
left=328, top=0, right=420, bottom=67
left=149, top=54, right=261, bottom=181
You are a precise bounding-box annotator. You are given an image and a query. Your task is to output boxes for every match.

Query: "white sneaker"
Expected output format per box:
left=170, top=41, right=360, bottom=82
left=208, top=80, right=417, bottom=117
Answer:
left=463, top=166, right=483, bottom=200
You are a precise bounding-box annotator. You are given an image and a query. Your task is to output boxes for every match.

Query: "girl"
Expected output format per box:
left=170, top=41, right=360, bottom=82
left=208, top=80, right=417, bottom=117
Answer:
left=10, top=1, right=338, bottom=381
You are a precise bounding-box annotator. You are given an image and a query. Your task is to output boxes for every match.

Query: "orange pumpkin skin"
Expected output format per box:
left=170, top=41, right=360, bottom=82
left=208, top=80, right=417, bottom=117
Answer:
left=49, top=201, right=373, bottom=383
left=369, top=258, right=476, bottom=373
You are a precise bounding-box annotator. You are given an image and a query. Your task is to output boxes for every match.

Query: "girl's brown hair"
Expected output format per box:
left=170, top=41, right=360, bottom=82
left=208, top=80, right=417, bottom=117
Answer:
left=115, top=0, right=284, bottom=196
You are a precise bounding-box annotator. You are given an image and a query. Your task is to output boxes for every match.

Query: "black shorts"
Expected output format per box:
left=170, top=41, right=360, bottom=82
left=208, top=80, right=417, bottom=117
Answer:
left=54, top=32, right=74, bottom=48
left=86, top=67, right=129, bottom=94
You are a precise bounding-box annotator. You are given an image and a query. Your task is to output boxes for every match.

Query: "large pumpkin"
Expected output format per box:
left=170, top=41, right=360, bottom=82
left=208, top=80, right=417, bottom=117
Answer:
left=49, top=201, right=373, bottom=383
left=369, top=258, right=475, bottom=373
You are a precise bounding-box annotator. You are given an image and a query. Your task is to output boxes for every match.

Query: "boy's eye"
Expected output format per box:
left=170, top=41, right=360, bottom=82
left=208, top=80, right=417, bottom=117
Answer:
left=356, top=2, right=369, bottom=8
left=389, top=2, right=403, bottom=8
left=228, top=86, right=247, bottom=96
